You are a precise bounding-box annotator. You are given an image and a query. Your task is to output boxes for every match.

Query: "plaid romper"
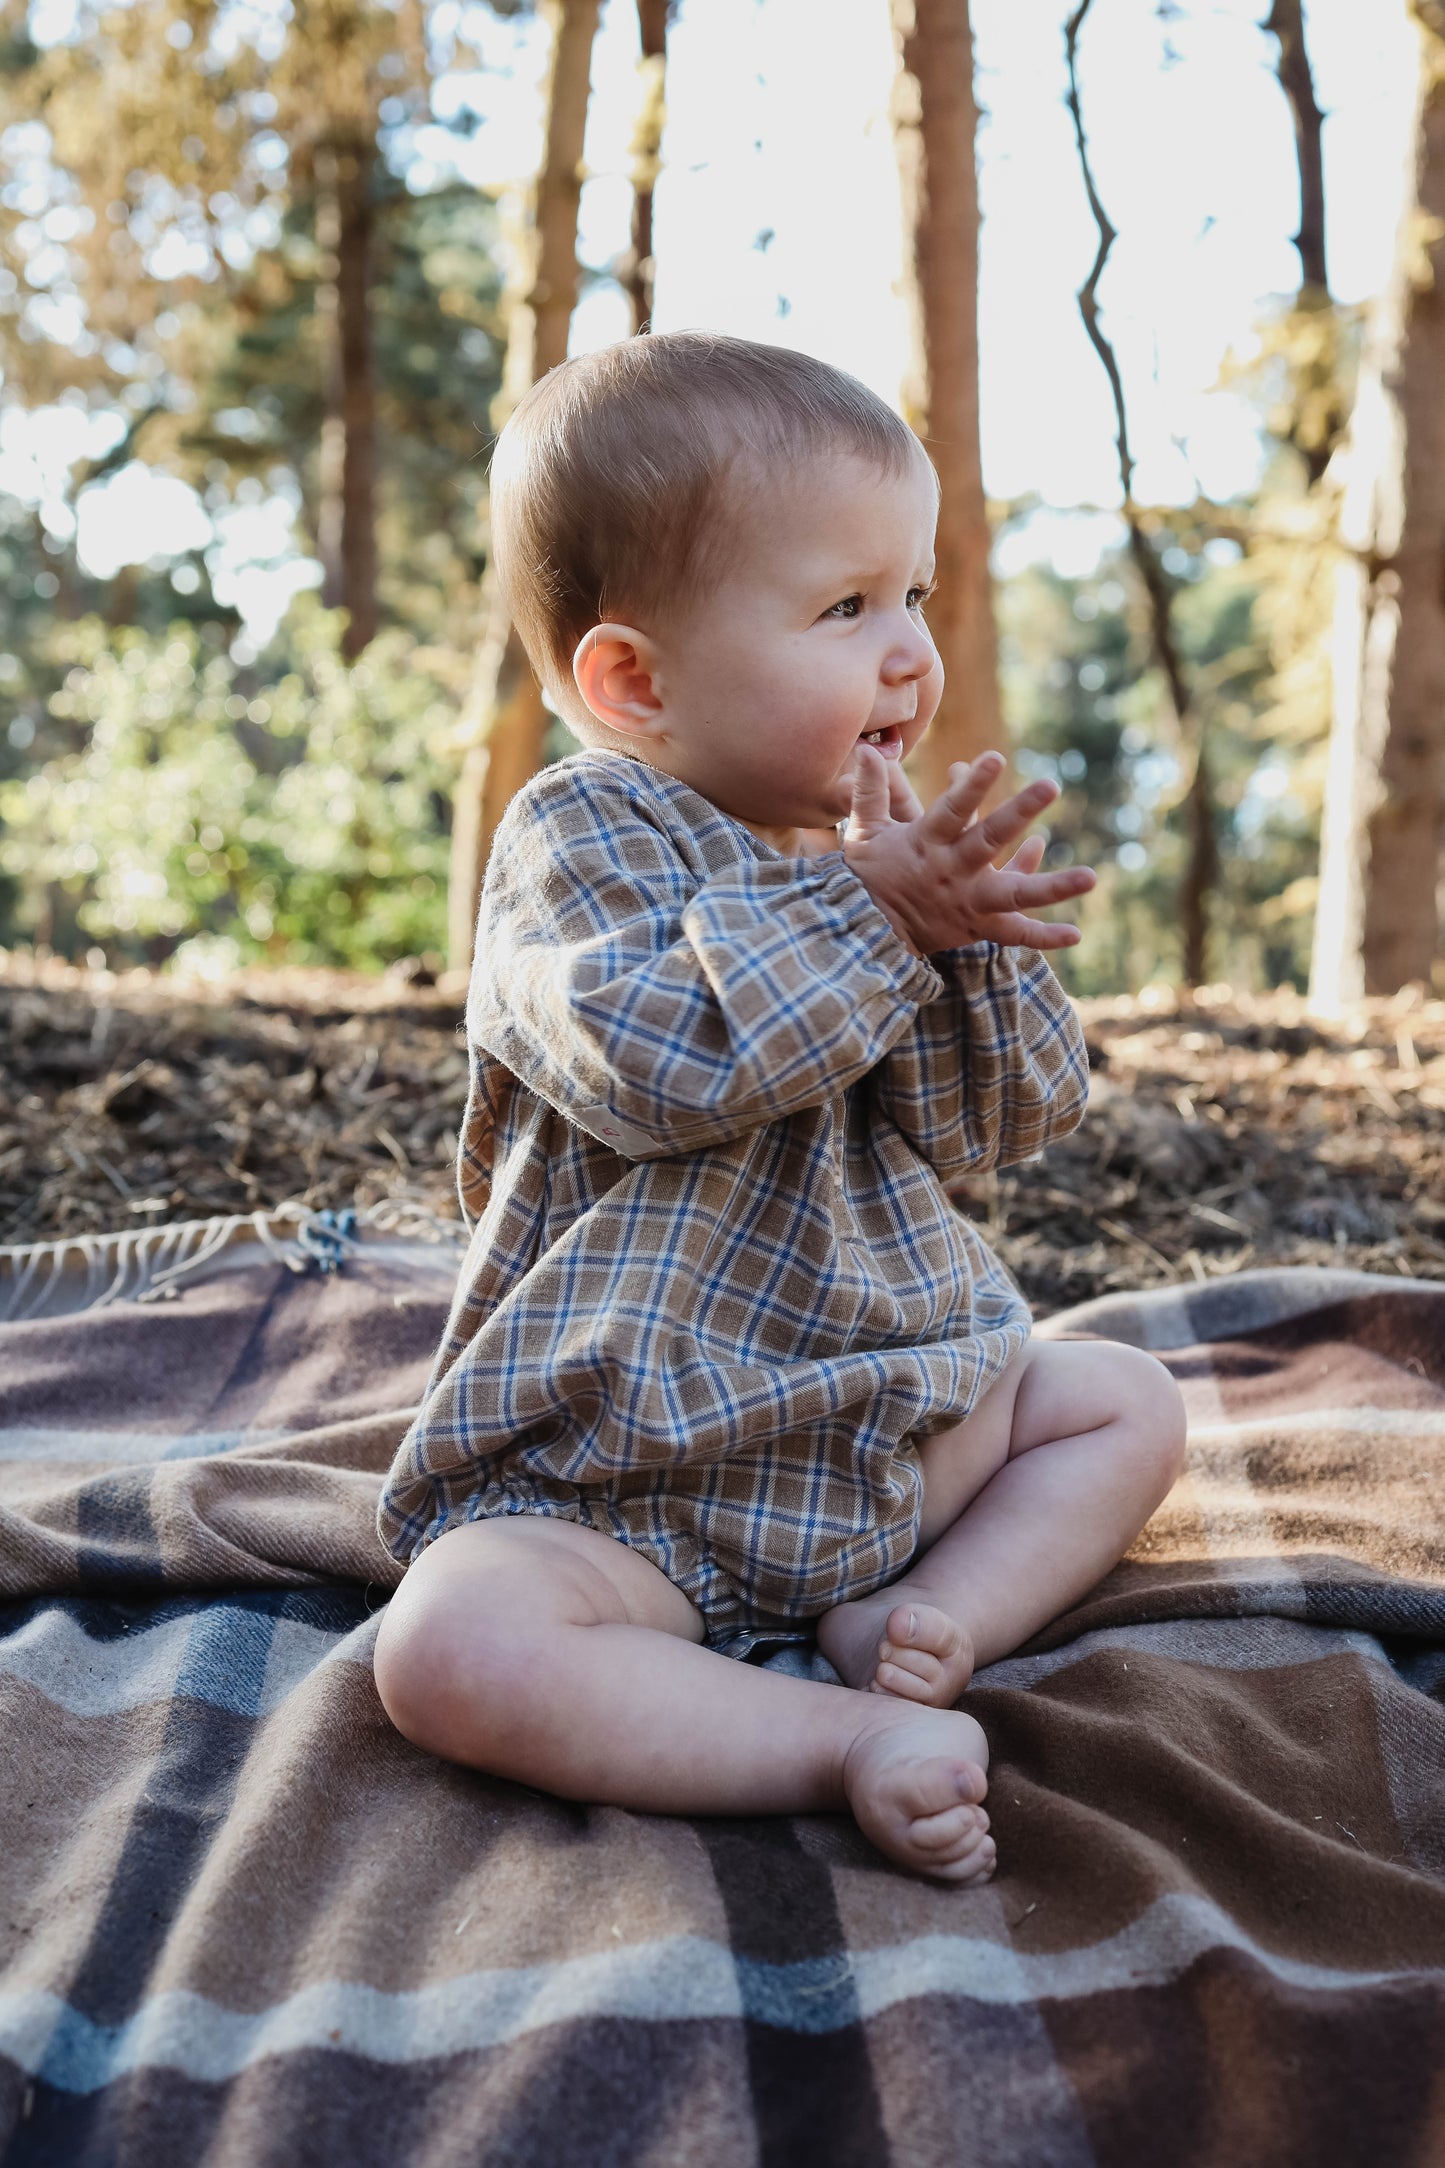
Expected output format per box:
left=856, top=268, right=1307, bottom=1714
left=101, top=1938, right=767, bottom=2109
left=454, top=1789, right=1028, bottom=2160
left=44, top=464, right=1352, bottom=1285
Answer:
left=378, top=750, right=1089, bottom=1655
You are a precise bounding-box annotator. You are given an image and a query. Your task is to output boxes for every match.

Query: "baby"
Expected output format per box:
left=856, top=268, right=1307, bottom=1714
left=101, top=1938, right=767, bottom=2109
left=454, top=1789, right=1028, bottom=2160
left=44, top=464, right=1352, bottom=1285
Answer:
left=374, top=331, right=1186, bottom=1883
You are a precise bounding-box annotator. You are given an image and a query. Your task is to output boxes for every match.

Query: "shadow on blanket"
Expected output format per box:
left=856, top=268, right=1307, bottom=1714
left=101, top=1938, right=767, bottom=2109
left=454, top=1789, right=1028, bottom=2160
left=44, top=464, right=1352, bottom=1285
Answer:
left=1, top=1217, right=1443, bottom=2168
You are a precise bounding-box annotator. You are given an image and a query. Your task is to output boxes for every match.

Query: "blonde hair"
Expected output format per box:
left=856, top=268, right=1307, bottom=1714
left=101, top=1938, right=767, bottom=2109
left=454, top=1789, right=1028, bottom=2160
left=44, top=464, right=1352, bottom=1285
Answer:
left=488, top=330, right=929, bottom=704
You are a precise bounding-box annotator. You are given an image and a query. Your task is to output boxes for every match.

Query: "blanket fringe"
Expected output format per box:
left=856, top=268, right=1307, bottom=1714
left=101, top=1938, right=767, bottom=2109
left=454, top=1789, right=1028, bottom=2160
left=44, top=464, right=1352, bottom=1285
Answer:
left=0, top=1198, right=467, bottom=1324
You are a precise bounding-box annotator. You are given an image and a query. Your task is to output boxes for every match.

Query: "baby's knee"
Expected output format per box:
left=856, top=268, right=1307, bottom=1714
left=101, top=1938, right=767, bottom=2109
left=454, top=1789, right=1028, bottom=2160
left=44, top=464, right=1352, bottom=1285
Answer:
left=1110, top=1343, right=1187, bottom=1489
left=374, top=1587, right=445, bottom=1749
left=373, top=1528, right=556, bottom=1757
left=375, top=1516, right=643, bottom=1759
left=373, top=1567, right=478, bottom=1753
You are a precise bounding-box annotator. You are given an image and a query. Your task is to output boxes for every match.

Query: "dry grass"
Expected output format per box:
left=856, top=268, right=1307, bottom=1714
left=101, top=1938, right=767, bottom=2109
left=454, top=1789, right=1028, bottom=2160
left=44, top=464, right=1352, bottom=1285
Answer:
left=971, top=983, right=1445, bottom=1314
left=4, top=950, right=1443, bottom=1318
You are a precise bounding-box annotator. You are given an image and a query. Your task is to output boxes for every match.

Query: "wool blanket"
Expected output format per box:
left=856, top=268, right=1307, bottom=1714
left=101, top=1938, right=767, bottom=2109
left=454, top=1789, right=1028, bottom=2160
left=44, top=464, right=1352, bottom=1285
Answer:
left=0, top=1215, right=1442, bottom=2167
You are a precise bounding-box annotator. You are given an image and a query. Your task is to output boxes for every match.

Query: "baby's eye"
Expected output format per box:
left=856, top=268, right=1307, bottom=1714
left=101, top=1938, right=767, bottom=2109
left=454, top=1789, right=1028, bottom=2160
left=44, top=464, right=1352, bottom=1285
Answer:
left=824, top=594, right=864, bottom=620
left=908, top=583, right=935, bottom=611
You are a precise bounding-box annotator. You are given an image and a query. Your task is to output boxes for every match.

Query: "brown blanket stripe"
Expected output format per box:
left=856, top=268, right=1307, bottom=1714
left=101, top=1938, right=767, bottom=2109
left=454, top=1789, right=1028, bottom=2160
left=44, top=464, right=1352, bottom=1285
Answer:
left=698, top=1817, right=893, bottom=2168
left=1, top=1222, right=1443, bottom=2168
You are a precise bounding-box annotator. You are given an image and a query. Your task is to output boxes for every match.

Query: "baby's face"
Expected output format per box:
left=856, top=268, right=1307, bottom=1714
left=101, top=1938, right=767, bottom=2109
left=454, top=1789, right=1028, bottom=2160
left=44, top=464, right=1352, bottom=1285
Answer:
left=635, top=449, right=943, bottom=848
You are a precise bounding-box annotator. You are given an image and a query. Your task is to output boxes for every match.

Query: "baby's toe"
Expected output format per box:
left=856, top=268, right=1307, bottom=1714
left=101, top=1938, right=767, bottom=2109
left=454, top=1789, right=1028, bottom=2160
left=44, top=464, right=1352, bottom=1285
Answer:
left=875, top=1605, right=974, bottom=1706
left=875, top=1656, right=943, bottom=1703
left=928, top=1830, right=997, bottom=1885
left=887, top=1603, right=964, bottom=1660
left=910, top=1802, right=990, bottom=1855
left=898, top=1756, right=987, bottom=1822
left=876, top=1639, right=941, bottom=1682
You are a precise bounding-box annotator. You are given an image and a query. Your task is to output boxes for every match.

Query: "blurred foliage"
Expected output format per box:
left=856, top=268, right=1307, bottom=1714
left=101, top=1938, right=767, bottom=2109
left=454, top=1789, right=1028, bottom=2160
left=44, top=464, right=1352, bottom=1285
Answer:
left=0, top=599, right=454, bottom=967
left=183, top=174, right=503, bottom=645
left=988, top=273, right=1361, bottom=997
left=0, top=0, right=504, bottom=637
left=1000, top=524, right=1317, bottom=996
left=0, top=0, right=430, bottom=412
left=0, top=0, right=1353, bottom=991
left=0, top=0, right=506, bottom=971
left=0, top=522, right=1325, bottom=988
left=1219, top=291, right=1356, bottom=489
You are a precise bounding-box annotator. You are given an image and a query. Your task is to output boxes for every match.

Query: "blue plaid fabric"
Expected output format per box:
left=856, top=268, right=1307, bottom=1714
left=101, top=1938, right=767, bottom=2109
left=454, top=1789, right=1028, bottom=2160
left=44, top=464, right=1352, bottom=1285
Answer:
left=378, top=751, right=1089, bottom=1651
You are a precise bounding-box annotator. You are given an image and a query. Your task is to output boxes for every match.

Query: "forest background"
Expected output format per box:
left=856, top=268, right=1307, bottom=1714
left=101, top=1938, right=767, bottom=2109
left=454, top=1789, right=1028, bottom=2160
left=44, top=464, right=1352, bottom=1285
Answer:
left=0, top=0, right=1441, bottom=1010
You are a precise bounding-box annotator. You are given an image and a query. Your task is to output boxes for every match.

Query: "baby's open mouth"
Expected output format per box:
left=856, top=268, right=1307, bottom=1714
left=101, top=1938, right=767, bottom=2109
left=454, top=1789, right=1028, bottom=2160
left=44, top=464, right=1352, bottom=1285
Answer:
left=858, top=724, right=904, bottom=760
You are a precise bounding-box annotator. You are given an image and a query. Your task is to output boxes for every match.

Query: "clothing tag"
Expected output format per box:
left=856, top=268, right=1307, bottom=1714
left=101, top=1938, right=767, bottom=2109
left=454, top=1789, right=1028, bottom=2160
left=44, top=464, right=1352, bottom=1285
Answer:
left=576, top=1105, right=657, bottom=1159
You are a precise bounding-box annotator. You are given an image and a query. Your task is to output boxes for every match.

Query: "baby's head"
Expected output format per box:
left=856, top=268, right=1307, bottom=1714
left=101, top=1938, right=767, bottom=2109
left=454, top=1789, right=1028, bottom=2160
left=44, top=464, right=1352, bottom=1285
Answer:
left=489, top=331, right=943, bottom=846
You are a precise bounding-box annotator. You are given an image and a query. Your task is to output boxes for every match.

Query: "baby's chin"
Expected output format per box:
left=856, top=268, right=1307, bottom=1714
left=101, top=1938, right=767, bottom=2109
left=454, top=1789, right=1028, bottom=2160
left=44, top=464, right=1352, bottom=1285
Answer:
left=794, top=796, right=852, bottom=838
left=813, top=773, right=859, bottom=822
left=725, top=782, right=850, bottom=830
left=727, top=794, right=847, bottom=855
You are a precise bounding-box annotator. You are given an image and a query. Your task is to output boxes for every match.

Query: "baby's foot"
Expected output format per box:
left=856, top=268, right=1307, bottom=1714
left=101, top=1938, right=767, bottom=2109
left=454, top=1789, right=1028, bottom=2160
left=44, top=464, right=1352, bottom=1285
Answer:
left=818, top=1595, right=975, bottom=1707
left=841, top=1704, right=995, bottom=1883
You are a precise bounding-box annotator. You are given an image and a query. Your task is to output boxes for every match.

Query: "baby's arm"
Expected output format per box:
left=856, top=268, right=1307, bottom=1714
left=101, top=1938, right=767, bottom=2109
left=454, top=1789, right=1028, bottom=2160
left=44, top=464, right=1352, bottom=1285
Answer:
left=870, top=944, right=1089, bottom=1181
left=470, top=762, right=943, bottom=1156
left=846, top=750, right=1093, bottom=1180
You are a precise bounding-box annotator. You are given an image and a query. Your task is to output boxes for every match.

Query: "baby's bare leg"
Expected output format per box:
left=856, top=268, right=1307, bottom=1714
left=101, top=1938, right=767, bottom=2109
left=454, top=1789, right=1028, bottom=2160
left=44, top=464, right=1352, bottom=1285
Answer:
left=373, top=1516, right=996, bottom=1882
left=818, top=1339, right=1186, bottom=1701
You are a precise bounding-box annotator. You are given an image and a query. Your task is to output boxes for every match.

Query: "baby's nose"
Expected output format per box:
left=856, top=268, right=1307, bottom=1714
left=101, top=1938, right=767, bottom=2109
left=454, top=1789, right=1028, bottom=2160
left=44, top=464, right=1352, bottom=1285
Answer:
left=885, top=618, right=939, bottom=682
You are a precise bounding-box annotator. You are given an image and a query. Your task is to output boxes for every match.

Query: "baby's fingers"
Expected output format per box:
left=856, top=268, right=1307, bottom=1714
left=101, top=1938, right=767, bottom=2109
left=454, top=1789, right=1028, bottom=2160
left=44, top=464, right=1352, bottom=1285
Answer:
left=845, top=740, right=894, bottom=841
left=971, top=860, right=1096, bottom=949
left=887, top=756, right=926, bottom=825
left=1002, top=833, right=1047, bottom=877
left=995, top=914, right=1086, bottom=951
left=921, top=752, right=1006, bottom=842
left=963, top=778, right=1061, bottom=864
left=1007, top=862, right=1097, bottom=910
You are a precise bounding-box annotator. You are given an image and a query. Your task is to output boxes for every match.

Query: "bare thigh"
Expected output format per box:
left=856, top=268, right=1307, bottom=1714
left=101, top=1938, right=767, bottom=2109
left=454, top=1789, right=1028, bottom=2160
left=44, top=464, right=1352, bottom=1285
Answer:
left=914, top=1338, right=1144, bottom=1550
left=374, top=1515, right=709, bottom=1768
left=384, top=1513, right=707, bottom=1646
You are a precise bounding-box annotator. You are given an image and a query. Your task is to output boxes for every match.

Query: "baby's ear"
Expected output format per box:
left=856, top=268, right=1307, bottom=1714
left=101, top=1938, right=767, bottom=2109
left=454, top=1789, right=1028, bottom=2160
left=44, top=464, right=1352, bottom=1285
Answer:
left=572, top=623, right=664, bottom=741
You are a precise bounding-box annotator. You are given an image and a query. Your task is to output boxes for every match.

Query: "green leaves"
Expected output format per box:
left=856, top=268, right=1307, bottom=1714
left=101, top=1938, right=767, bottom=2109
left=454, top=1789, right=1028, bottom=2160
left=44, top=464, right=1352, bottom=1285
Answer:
left=0, top=598, right=454, bottom=968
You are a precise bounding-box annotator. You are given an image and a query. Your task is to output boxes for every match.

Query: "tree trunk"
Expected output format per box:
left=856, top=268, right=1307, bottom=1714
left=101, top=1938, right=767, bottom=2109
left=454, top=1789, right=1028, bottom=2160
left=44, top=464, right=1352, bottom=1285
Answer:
left=1180, top=749, right=1220, bottom=989
left=1310, top=5, right=1445, bottom=1006
left=315, top=142, right=378, bottom=663
left=446, top=606, right=546, bottom=973
left=621, top=0, right=669, bottom=332
left=335, top=143, right=378, bottom=659
left=315, top=168, right=344, bottom=616
left=447, top=0, right=601, bottom=971
left=1267, top=0, right=1327, bottom=297
left=889, top=0, right=1001, bottom=804
left=1267, top=0, right=1340, bottom=490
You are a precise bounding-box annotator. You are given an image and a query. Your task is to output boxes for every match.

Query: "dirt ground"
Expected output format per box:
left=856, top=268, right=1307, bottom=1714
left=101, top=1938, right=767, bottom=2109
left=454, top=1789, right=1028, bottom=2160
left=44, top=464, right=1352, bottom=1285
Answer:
left=3, top=948, right=1443, bottom=1319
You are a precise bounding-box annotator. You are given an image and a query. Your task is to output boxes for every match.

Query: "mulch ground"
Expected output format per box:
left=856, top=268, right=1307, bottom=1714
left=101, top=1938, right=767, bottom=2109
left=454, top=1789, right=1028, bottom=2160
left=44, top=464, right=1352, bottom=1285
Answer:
left=3, top=949, right=1443, bottom=1319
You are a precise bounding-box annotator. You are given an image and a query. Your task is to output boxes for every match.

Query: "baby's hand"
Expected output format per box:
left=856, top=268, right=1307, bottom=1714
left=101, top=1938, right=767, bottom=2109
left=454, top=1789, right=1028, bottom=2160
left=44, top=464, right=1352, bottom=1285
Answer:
left=843, top=746, right=1097, bottom=957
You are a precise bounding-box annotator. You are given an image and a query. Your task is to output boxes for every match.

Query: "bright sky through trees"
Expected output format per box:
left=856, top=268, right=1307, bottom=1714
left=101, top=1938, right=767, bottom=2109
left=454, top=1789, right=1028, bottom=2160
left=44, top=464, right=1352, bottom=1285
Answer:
left=0, top=0, right=1418, bottom=631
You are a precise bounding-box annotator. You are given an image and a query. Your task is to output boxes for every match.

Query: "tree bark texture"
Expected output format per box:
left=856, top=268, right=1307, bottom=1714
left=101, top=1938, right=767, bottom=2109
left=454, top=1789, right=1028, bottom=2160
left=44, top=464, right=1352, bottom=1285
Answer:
left=447, top=0, right=601, bottom=971
left=621, top=0, right=669, bottom=333
left=315, top=143, right=378, bottom=662
left=1311, top=6, right=1445, bottom=1005
left=889, top=0, right=1001, bottom=803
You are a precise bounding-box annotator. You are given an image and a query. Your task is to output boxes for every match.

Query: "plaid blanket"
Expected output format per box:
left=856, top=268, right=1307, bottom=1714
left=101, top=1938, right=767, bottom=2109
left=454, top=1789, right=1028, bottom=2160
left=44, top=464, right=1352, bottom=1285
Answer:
left=1, top=1217, right=1443, bottom=2166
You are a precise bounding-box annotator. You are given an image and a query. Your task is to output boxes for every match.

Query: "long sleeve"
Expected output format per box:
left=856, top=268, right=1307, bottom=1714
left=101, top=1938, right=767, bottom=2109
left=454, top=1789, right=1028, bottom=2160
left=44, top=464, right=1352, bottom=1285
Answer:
left=869, top=942, right=1089, bottom=1184
left=468, top=758, right=943, bottom=1158
left=381, top=752, right=1043, bottom=1609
